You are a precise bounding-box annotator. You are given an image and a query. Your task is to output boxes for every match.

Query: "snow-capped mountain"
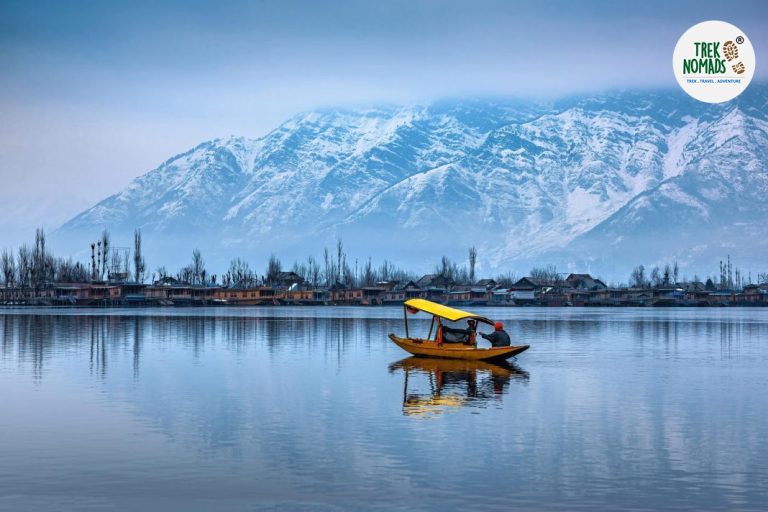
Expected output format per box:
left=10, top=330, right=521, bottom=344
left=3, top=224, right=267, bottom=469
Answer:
left=56, top=86, right=768, bottom=280
left=554, top=103, right=768, bottom=277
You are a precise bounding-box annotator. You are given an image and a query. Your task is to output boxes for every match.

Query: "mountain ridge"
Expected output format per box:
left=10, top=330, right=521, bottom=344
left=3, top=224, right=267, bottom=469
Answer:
left=55, top=85, right=768, bottom=280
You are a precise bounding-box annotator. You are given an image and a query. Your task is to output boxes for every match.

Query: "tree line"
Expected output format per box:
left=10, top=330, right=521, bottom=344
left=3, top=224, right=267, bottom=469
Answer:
left=1, top=227, right=766, bottom=290
left=629, top=255, right=766, bottom=290
left=0, top=229, right=502, bottom=289
left=1, top=228, right=147, bottom=289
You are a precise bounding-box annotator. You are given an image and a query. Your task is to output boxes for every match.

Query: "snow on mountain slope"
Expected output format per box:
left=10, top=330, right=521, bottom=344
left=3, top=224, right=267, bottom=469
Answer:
left=55, top=87, right=768, bottom=278
left=544, top=105, right=768, bottom=277
left=63, top=137, right=259, bottom=232
left=57, top=99, right=547, bottom=257
left=341, top=106, right=672, bottom=265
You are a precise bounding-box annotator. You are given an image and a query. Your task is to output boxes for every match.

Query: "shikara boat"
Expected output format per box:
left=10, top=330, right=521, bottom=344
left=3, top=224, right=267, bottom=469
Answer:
left=388, top=298, right=529, bottom=361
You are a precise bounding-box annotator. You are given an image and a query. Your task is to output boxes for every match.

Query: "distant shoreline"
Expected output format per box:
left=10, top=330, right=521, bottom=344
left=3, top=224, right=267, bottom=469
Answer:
left=1, top=303, right=766, bottom=310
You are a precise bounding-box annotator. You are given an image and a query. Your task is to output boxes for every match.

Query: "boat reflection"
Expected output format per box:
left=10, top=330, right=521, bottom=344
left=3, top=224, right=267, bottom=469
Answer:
left=388, top=357, right=529, bottom=416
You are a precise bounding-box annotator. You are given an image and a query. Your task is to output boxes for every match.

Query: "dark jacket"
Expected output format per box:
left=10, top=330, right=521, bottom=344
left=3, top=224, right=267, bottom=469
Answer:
left=481, top=329, right=511, bottom=347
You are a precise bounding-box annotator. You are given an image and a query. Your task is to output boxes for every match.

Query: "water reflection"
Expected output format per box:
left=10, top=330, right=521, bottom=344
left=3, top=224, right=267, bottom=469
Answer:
left=389, top=357, right=529, bottom=416
left=0, top=308, right=767, bottom=511
left=0, top=313, right=380, bottom=377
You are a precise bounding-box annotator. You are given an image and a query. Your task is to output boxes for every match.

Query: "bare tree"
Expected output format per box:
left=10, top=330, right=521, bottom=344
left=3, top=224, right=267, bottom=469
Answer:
left=266, top=254, right=281, bottom=285
left=727, top=255, right=733, bottom=289
left=630, top=265, right=646, bottom=288
left=307, top=256, right=320, bottom=287
left=90, top=243, right=97, bottom=280
left=32, top=228, right=48, bottom=286
left=719, top=260, right=725, bottom=289
left=468, top=246, right=477, bottom=284
left=110, top=250, right=122, bottom=279
left=323, top=248, right=331, bottom=286
left=123, top=249, right=131, bottom=279
left=336, top=239, right=344, bottom=285
left=133, top=229, right=146, bottom=283
left=672, top=261, right=679, bottom=285
left=178, top=265, right=194, bottom=284
left=96, top=241, right=102, bottom=279
left=380, top=260, right=395, bottom=282
left=1, top=249, right=16, bottom=286
left=54, top=257, right=88, bottom=283
left=342, top=259, right=354, bottom=287
left=362, top=257, right=375, bottom=286
left=292, top=260, right=308, bottom=282
left=530, top=265, right=560, bottom=285
left=650, top=266, right=662, bottom=287
left=54, top=257, right=70, bottom=283
left=228, top=257, right=253, bottom=284
left=495, top=271, right=517, bottom=288
left=73, top=261, right=88, bottom=282
left=17, top=244, right=31, bottom=288
left=100, top=230, right=110, bottom=279
left=191, top=249, right=205, bottom=285
left=436, top=256, right=462, bottom=281
left=29, top=228, right=54, bottom=287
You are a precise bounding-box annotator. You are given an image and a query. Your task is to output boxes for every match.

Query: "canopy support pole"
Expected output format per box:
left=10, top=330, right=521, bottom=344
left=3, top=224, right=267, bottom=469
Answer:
left=403, top=304, right=409, bottom=338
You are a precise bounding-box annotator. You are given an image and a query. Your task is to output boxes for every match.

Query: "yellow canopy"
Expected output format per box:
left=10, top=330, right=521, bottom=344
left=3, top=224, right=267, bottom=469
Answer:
left=404, top=298, right=492, bottom=324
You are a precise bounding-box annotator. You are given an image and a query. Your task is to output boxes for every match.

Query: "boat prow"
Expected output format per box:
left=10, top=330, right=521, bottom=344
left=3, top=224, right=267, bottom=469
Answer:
left=388, top=334, right=529, bottom=361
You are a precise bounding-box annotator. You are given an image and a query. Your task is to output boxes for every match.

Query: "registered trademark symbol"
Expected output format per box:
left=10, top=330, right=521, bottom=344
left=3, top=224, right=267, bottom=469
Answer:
left=736, top=36, right=744, bottom=44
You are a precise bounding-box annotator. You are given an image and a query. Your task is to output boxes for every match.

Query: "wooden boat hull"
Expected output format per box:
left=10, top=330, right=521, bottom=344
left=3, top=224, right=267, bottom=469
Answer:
left=388, top=334, right=529, bottom=361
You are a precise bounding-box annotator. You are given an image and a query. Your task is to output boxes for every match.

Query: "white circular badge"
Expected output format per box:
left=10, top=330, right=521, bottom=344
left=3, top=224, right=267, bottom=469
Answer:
left=673, top=20, right=755, bottom=103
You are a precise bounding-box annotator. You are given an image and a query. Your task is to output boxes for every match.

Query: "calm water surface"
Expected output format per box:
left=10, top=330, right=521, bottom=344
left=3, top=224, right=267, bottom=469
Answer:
left=1, top=307, right=767, bottom=511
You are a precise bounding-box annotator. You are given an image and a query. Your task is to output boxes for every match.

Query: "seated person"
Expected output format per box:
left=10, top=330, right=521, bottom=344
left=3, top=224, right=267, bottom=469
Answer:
left=466, top=319, right=478, bottom=343
left=480, top=322, right=511, bottom=347
left=441, top=324, right=471, bottom=343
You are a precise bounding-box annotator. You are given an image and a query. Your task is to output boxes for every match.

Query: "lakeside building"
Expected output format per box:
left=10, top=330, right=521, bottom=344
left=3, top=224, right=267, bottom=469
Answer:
left=1, top=273, right=767, bottom=308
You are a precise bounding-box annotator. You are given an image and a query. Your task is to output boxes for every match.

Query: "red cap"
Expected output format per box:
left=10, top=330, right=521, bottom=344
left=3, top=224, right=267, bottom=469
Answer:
left=494, top=321, right=503, bottom=330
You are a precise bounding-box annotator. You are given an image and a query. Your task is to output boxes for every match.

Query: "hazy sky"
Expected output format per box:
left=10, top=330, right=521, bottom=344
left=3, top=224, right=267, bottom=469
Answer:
left=1, top=0, right=767, bottom=246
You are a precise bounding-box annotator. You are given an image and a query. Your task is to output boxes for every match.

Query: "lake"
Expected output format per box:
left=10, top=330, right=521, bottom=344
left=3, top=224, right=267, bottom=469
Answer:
left=1, top=307, right=767, bottom=511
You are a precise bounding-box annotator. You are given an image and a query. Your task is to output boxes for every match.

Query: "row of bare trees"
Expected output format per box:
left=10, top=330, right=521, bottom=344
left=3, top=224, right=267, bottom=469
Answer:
left=211, top=241, right=483, bottom=289
left=214, top=243, right=509, bottom=289
left=169, top=246, right=768, bottom=291
left=6, top=227, right=764, bottom=291
left=0, top=229, right=520, bottom=290
left=1, top=228, right=148, bottom=287
left=629, top=262, right=680, bottom=288
left=1, top=229, right=90, bottom=288
left=629, top=256, right=767, bottom=290
left=88, top=229, right=147, bottom=283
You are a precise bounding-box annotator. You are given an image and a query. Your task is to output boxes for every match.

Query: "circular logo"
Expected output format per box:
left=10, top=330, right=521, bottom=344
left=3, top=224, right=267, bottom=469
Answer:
left=673, top=20, right=755, bottom=103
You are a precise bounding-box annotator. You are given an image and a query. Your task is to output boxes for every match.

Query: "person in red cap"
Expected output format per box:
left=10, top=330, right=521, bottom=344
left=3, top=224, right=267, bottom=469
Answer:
left=480, top=321, right=511, bottom=347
